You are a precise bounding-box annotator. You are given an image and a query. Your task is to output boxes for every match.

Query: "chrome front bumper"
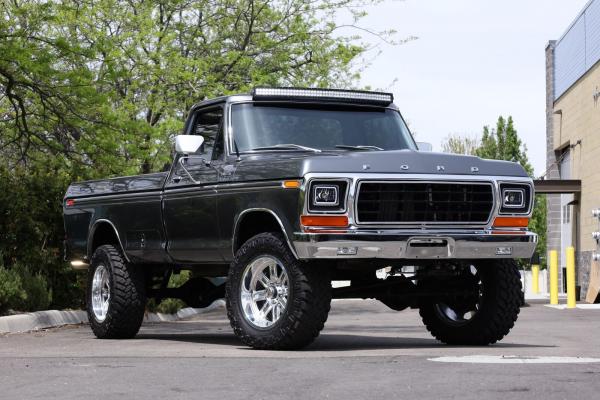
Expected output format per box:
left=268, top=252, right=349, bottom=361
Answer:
left=292, top=230, right=537, bottom=260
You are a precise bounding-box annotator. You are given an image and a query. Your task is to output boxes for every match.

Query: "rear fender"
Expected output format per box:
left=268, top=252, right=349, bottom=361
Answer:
left=87, top=219, right=130, bottom=263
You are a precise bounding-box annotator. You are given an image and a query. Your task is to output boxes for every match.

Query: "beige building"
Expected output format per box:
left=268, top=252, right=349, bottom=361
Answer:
left=546, top=0, right=600, bottom=298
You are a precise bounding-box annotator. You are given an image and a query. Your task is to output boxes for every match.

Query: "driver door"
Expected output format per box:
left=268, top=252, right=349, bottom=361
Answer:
left=163, top=105, right=225, bottom=263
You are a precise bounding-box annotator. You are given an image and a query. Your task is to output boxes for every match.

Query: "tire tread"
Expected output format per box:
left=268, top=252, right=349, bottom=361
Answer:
left=87, top=244, right=146, bottom=339
left=419, top=259, right=522, bottom=345
left=226, top=233, right=331, bottom=350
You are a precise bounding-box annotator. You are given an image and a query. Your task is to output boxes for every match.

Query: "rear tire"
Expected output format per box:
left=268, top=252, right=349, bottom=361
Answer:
left=87, top=245, right=146, bottom=339
left=226, top=233, right=331, bottom=350
left=419, top=259, right=522, bottom=345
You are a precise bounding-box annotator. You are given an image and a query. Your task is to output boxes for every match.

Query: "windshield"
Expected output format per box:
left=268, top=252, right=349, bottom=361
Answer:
left=231, top=103, right=416, bottom=152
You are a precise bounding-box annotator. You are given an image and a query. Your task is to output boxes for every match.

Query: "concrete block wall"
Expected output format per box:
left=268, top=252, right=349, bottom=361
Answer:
left=546, top=41, right=564, bottom=289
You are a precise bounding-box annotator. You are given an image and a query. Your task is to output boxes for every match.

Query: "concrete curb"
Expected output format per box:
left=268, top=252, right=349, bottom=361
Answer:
left=0, top=299, right=226, bottom=334
left=0, top=310, right=88, bottom=334
left=143, top=300, right=226, bottom=322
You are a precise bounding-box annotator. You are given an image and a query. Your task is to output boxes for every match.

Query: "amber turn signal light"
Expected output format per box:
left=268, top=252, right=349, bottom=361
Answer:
left=492, top=216, right=529, bottom=228
left=282, top=180, right=302, bottom=188
left=300, top=215, right=349, bottom=227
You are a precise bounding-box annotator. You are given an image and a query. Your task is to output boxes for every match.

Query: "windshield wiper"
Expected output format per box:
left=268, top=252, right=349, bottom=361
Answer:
left=335, top=145, right=383, bottom=151
left=250, top=144, right=322, bottom=153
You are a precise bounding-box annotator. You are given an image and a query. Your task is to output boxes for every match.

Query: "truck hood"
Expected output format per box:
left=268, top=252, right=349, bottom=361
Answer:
left=232, top=149, right=529, bottom=181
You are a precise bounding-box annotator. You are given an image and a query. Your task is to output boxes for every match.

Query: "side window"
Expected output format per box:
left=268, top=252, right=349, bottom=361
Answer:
left=192, top=107, right=224, bottom=159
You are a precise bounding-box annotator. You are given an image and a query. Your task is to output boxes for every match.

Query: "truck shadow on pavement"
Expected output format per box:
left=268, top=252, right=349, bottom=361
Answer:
left=135, top=331, right=554, bottom=352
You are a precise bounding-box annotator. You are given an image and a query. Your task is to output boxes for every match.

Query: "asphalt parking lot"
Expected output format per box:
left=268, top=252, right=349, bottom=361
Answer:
left=1, top=300, right=599, bottom=400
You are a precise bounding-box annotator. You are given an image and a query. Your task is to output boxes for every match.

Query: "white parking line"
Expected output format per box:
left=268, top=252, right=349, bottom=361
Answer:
left=428, top=355, right=600, bottom=364
left=544, top=304, right=600, bottom=310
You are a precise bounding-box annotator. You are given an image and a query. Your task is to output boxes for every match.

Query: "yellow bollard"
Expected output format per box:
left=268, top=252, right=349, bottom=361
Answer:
left=566, top=246, right=576, bottom=308
left=532, top=264, right=540, bottom=294
left=549, top=250, right=559, bottom=305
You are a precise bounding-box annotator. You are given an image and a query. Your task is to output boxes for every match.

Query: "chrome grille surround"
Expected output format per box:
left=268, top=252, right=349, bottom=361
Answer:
left=300, top=173, right=534, bottom=232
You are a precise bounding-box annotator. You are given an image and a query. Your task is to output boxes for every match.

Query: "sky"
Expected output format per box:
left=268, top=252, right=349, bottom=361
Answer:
left=350, top=0, right=589, bottom=176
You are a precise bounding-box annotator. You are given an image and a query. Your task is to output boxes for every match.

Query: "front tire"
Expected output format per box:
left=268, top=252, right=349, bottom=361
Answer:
left=226, top=233, right=331, bottom=350
left=419, top=259, right=522, bottom=345
left=87, top=245, right=146, bottom=339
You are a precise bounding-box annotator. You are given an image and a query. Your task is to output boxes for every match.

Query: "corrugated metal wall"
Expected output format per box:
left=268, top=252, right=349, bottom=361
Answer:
left=555, top=0, right=600, bottom=99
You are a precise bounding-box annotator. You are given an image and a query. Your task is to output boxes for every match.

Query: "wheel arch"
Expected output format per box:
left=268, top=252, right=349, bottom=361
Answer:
left=87, top=219, right=130, bottom=262
left=232, top=208, right=298, bottom=259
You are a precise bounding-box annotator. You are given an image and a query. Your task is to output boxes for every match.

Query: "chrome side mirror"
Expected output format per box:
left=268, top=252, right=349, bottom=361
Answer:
left=175, top=135, right=204, bottom=154
left=416, top=141, right=433, bottom=152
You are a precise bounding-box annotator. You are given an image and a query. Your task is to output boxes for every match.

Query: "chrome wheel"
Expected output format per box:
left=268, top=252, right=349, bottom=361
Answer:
left=91, top=264, right=110, bottom=322
left=240, top=255, right=289, bottom=328
left=435, top=265, right=482, bottom=326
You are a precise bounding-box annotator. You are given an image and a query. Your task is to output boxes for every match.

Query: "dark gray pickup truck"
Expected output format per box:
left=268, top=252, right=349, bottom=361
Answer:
left=64, top=87, right=536, bottom=349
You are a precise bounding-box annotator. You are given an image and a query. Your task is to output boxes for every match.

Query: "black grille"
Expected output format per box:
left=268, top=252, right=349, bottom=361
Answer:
left=356, top=182, right=494, bottom=224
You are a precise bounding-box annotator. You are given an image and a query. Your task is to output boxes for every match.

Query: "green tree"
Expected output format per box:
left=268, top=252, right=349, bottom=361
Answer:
left=477, top=116, right=546, bottom=267
left=0, top=165, right=80, bottom=311
left=441, top=133, right=480, bottom=155
left=0, top=0, right=409, bottom=312
left=476, top=116, right=533, bottom=175
left=1, top=0, right=404, bottom=176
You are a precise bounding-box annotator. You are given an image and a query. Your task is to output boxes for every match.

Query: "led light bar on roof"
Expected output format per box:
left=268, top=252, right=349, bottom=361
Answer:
left=252, top=87, right=393, bottom=106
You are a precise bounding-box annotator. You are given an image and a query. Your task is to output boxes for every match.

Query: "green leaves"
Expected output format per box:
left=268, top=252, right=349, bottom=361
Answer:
left=476, top=116, right=533, bottom=176
left=1, top=0, right=389, bottom=176
left=0, top=165, right=75, bottom=313
left=0, top=0, right=400, bottom=311
left=0, top=263, right=53, bottom=315
left=441, top=133, right=480, bottom=155
left=0, top=266, right=26, bottom=315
